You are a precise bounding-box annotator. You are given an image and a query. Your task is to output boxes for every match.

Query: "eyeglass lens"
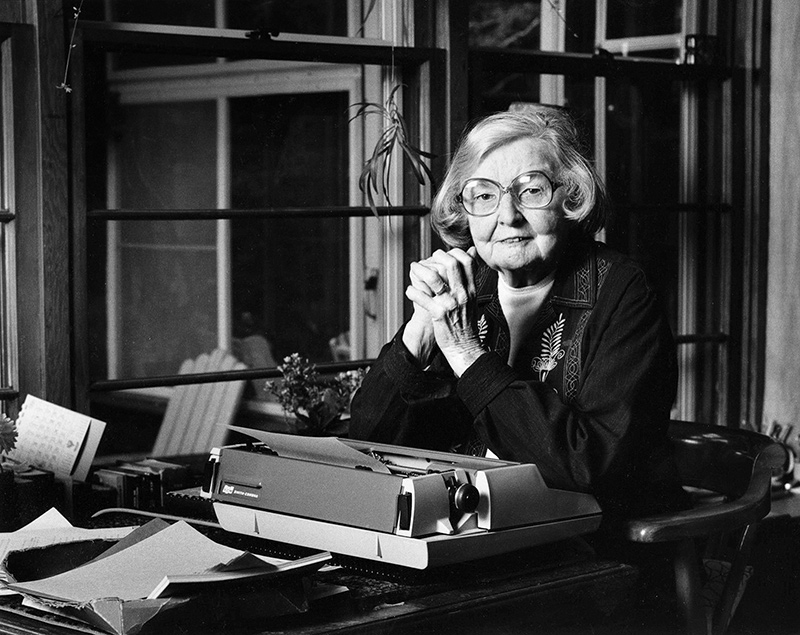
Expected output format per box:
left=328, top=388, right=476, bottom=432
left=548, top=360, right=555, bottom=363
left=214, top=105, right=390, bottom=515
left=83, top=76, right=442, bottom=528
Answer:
left=461, top=171, right=553, bottom=216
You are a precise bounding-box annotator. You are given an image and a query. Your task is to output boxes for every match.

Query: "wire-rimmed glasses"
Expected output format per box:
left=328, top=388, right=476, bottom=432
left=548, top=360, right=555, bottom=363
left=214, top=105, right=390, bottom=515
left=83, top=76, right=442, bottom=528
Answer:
left=458, top=171, right=561, bottom=217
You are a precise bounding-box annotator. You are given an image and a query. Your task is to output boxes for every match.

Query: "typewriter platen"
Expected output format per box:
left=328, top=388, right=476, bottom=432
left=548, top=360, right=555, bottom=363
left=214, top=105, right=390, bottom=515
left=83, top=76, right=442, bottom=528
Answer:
left=201, top=427, right=602, bottom=570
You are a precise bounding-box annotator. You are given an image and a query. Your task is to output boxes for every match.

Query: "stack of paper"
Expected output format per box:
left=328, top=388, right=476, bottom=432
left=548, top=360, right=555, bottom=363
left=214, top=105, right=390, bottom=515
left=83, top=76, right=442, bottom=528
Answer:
left=5, top=517, right=330, bottom=634
left=0, top=508, right=135, bottom=594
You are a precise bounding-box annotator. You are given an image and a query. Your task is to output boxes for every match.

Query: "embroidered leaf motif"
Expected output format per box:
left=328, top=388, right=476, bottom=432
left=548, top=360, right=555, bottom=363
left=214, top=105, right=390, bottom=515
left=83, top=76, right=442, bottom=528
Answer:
left=477, top=315, right=489, bottom=345
left=531, top=314, right=566, bottom=382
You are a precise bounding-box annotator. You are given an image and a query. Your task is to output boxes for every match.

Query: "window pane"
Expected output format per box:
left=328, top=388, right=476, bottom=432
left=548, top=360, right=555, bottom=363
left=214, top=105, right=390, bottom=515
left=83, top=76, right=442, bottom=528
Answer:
left=226, top=0, right=348, bottom=35
left=118, top=232, right=218, bottom=377
left=469, top=69, right=595, bottom=139
left=231, top=217, right=348, bottom=365
left=81, top=0, right=351, bottom=70
left=88, top=100, right=218, bottom=380
left=606, top=0, right=683, bottom=39
left=230, top=92, right=349, bottom=366
left=86, top=66, right=356, bottom=380
left=82, top=25, right=432, bottom=384
left=604, top=79, right=681, bottom=204
left=82, top=0, right=215, bottom=26
left=469, top=1, right=542, bottom=48
left=230, top=93, right=349, bottom=208
left=82, top=0, right=348, bottom=34
left=468, top=0, right=596, bottom=54
left=603, top=77, right=681, bottom=331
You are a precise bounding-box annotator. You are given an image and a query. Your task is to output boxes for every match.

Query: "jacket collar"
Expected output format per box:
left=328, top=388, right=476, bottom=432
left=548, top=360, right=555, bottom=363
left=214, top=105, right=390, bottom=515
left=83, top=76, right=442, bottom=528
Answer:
left=476, top=235, right=598, bottom=310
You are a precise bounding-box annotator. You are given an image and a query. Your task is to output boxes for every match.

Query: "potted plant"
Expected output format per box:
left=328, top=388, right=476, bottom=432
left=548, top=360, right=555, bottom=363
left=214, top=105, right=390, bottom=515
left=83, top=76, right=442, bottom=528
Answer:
left=267, top=354, right=366, bottom=436
left=350, top=84, right=435, bottom=216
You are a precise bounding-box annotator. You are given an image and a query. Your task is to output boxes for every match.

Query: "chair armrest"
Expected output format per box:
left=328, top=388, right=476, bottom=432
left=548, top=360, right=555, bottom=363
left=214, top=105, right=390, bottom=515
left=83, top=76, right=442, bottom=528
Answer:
left=621, top=459, right=778, bottom=544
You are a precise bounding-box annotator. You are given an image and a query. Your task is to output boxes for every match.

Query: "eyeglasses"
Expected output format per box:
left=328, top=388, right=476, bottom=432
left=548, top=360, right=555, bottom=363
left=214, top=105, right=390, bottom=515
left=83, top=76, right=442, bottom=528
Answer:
left=458, top=171, right=562, bottom=217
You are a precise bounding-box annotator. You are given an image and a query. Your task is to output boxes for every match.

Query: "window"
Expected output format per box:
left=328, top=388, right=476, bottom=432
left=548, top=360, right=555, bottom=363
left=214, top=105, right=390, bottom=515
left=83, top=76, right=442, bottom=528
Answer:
left=74, top=1, right=444, bottom=432
left=0, top=34, right=18, bottom=411
left=69, top=0, right=746, bottom=440
left=467, top=0, right=732, bottom=424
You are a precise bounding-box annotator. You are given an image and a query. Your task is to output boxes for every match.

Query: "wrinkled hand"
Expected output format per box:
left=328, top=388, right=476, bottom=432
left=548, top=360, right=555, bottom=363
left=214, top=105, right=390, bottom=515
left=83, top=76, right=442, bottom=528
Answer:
left=403, top=247, right=485, bottom=376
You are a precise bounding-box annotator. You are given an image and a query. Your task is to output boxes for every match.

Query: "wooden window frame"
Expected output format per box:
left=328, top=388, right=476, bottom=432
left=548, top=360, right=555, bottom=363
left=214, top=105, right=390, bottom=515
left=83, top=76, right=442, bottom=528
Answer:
left=69, top=20, right=446, bottom=412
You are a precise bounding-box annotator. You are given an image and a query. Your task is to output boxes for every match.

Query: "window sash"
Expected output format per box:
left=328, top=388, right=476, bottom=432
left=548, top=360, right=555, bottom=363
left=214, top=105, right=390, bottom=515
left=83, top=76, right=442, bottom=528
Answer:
left=469, top=0, right=731, bottom=423
left=75, top=19, right=444, bottom=393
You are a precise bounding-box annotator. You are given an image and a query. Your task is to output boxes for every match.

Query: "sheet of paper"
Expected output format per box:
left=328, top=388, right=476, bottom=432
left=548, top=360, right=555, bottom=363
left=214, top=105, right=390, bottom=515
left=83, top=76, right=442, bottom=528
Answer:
left=8, top=396, right=91, bottom=478
left=148, top=550, right=331, bottom=599
left=0, top=508, right=135, bottom=595
left=14, top=507, right=72, bottom=531
left=228, top=426, right=391, bottom=473
left=8, top=520, right=275, bottom=604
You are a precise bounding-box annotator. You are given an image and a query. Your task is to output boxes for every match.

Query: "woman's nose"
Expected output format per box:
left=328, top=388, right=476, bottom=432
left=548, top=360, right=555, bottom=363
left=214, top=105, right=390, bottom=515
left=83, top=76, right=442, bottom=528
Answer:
left=496, top=192, right=523, bottom=224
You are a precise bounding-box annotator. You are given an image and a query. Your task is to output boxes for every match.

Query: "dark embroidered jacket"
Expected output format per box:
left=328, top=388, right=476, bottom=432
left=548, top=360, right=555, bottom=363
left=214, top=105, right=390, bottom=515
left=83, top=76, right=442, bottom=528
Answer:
left=350, top=239, right=686, bottom=519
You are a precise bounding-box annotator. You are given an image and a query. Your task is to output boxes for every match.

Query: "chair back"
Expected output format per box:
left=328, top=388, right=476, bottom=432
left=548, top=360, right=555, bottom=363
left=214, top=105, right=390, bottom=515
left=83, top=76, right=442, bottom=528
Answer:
left=669, top=420, right=785, bottom=500
left=152, top=349, right=247, bottom=457
left=623, top=420, right=786, bottom=635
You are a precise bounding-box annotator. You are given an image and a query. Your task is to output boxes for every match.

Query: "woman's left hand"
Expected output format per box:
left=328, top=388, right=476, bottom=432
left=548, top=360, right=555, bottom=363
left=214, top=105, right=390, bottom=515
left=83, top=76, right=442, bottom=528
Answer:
left=405, top=247, right=486, bottom=376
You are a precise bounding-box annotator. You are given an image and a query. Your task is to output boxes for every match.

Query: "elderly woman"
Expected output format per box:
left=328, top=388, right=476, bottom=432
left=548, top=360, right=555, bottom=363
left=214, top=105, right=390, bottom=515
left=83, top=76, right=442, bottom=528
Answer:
left=350, top=106, right=686, bottom=523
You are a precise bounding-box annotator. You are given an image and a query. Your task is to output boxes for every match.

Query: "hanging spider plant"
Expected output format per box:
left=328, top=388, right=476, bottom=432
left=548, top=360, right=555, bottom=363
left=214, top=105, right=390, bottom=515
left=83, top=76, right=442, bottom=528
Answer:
left=349, top=84, right=435, bottom=216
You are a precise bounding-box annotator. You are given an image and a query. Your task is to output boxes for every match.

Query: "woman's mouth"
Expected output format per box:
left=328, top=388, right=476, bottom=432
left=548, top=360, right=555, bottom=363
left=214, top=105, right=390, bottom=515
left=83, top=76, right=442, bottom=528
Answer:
left=499, top=236, right=531, bottom=244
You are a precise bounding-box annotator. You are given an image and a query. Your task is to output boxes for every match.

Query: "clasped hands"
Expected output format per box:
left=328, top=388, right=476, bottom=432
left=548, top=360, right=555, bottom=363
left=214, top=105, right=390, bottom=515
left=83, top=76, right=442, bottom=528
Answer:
left=402, top=247, right=485, bottom=377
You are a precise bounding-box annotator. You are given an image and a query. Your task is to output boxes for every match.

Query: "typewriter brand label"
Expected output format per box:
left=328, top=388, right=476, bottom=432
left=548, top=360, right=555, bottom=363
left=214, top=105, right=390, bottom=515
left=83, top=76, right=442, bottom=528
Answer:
left=221, top=481, right=260, bottom=500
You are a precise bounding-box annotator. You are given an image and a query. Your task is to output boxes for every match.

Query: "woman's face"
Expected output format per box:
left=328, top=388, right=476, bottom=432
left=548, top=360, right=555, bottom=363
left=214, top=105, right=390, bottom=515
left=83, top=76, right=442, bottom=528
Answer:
left=465, top=138, right=568, bottom=288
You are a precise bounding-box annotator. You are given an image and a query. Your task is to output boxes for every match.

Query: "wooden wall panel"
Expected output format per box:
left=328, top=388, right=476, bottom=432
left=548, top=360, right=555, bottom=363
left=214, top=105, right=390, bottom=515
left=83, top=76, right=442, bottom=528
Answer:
left=764, top=2, right=800, bottom=432
left=12, top=0, right=71, bottom=408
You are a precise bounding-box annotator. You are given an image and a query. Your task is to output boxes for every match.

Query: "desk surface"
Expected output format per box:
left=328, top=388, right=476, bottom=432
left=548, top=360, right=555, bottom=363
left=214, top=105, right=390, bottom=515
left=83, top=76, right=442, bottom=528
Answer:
left=0, top=536, right=637, bottom=635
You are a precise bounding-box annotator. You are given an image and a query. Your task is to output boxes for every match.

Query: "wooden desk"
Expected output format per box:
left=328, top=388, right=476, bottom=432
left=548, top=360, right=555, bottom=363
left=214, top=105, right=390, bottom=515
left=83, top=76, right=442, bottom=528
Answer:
left=0, top=538, right=637, bottom=635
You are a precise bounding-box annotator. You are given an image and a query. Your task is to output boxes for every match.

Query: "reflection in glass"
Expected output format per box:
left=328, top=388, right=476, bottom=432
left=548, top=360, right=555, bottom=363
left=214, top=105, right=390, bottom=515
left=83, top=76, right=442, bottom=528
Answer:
left=469, top=1, right=541, bottom=49
left=468, top=0, right=595, bottom=54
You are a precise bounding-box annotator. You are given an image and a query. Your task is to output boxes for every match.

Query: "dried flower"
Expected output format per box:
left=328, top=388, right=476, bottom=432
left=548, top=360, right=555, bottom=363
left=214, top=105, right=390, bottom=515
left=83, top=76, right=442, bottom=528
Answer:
left=0, top=415, right=17, bottom=471
left=57, top=0, right=85, bottom=93
left=267, top=354, right=367, bottom=435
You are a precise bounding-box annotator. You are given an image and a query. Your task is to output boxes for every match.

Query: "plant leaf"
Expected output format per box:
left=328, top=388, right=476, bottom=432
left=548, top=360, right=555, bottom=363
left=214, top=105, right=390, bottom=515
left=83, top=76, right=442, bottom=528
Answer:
left=400, top=143, right=426, bottom=184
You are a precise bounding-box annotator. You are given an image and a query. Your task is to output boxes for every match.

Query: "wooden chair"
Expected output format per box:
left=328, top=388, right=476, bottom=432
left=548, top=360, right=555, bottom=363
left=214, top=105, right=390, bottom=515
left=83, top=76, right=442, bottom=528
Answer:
left=151, top=349, right=247, bottom=457
left=620, top=420, right=786, bottom=635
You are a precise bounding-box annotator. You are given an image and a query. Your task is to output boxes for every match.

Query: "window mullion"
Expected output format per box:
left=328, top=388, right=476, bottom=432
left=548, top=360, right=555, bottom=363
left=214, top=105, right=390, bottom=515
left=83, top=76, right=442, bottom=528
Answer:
left=216, top=96, right=232, bottom=353
left=106, top=139, right=121, bottom=380
left=676, top=1, right=702, bottom=421
left=594, top=0, right=608, bottom=243
left=540, top=0, right=565, bottom=104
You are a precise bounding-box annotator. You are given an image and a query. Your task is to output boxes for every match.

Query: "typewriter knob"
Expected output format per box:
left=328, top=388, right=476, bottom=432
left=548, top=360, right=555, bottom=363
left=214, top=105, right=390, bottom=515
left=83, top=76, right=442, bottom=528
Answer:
left=451, top=483, right=480, bottom=513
